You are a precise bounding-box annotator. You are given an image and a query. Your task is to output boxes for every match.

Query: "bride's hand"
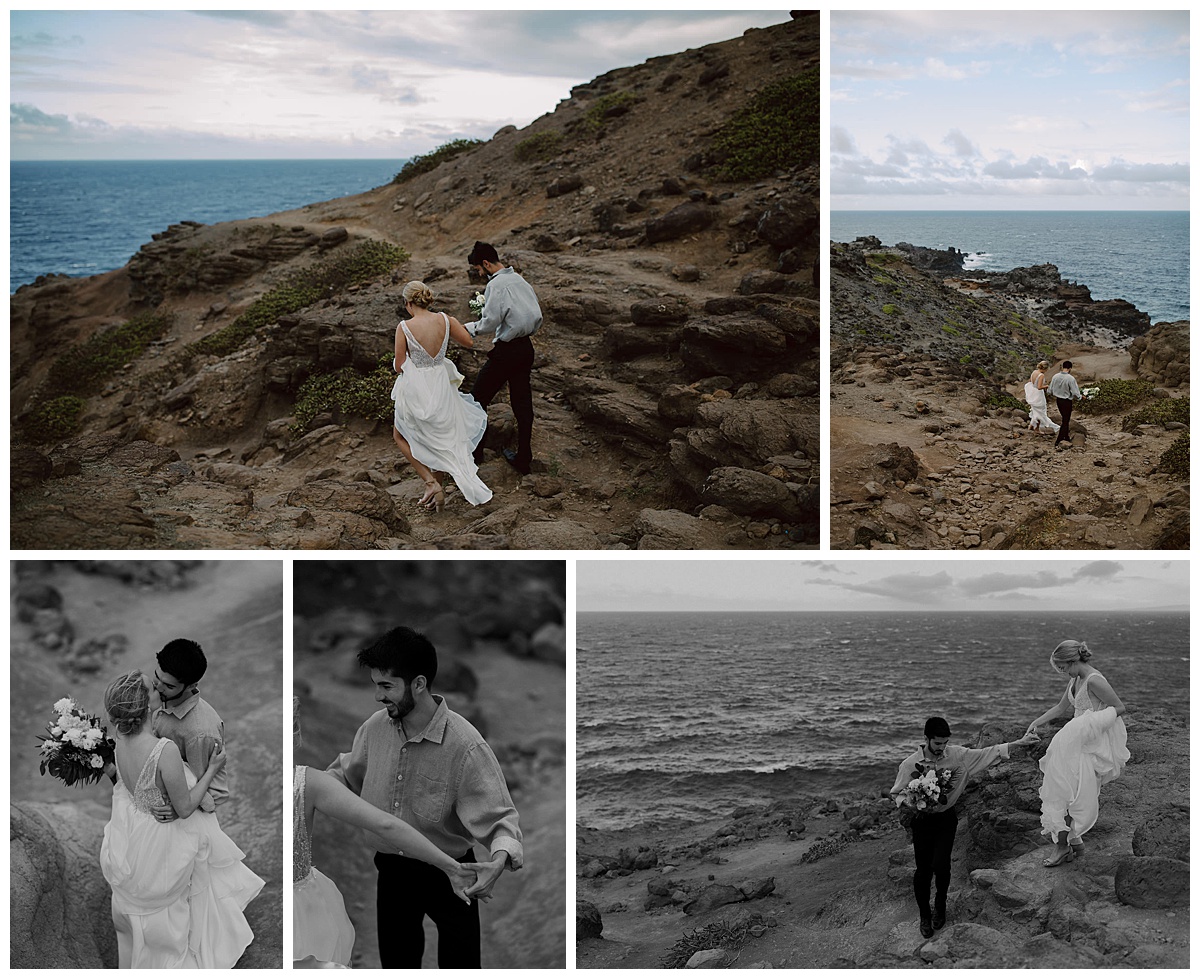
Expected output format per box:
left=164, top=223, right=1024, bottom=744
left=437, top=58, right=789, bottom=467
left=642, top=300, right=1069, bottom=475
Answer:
left=1024, top=723, right=1039, bottom=737
left=446, top=862, right=486, bottom=905
left=1017, top=730, right=1040, bottom=746
left=207, top=742, right=228, bottom=774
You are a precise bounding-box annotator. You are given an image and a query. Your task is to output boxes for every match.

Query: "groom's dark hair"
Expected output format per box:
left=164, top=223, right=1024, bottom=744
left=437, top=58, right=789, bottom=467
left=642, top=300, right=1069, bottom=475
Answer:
left=358, top=626, right=438, bottom=690
left=468, top=241, right=499, bottom=266
left=157, top=638, right=207, bottom=685
left=924, top=716, right=951, bottom=738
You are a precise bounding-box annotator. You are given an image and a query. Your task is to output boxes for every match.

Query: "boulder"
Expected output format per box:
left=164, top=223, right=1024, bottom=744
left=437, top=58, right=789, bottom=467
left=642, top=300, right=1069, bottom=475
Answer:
left=683, top=883, right=743, bottom=915
left=687, top=948, right=734, bottom=968
left=633, top=509, right=710, bottom=549
left=1114, top=855, right=1189, bottom=908
left=1131, top=805, right=1189, bottom=861
left=756, top=196, right=819, bottom=250
left=12, top=447, right=54, bottom=490
left=645, top=202, right=715, bottom=244
left=701, top=467, right=800, bottom=520
left=577, top=899, right=603, bottom=939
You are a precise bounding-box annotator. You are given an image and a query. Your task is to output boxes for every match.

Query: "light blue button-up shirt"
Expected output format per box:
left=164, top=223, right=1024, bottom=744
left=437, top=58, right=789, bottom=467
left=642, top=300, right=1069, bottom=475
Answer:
left=467, top=266, right=543, bottom=343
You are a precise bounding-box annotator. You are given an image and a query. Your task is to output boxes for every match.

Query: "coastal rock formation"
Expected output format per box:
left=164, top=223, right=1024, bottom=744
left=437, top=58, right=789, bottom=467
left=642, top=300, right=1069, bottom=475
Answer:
left=830, top=237, right=1189, bottom=551
left=9, top=16, right=819, bottom=551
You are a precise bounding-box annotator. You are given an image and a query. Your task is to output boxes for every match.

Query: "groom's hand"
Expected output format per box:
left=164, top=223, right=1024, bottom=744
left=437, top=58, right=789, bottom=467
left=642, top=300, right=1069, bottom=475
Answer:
left=464, top=853, right=507, bottom=901
left=150, top=802, right=180, bottom=822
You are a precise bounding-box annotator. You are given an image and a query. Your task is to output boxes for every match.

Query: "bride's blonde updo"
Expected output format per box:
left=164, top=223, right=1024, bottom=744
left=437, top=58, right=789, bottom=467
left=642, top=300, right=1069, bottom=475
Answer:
left=105, top=671, right=151, bottom=736
left=402, top=281, right=435, bottom=309
left=1050, top=640, right=1092, bottom=673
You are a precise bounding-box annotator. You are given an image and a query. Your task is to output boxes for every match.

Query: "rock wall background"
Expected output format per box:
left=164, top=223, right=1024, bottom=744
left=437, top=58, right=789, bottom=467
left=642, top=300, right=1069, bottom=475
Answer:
left=293, top=559, right=567, bottom=968
left=9, top=560, right=283, bottom=968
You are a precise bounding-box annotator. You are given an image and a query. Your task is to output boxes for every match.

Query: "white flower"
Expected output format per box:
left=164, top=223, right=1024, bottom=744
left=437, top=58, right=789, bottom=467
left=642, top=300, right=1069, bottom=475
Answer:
left=82, top=729, right=102, bottom=748
left=41, top=739, right=57, bottom=754
left=50, top=726, right=63, bottom=737
left=64, top=728, right=86, bottom=747
left=53, top=698, right=74, bottom=714
left=90, top=754, right=104, bottom=769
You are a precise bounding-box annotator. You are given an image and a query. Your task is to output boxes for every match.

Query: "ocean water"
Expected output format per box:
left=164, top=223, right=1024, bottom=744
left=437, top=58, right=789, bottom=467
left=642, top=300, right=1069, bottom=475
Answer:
left=576, top=610, right=1189, bottom=831
left=10, top=158, right=406, bottom=294
left=830, top=210, right=1189, bottom=324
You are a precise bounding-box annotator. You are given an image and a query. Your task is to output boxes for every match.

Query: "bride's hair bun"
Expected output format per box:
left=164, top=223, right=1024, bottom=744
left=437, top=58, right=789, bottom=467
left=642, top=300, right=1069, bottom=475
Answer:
left=1076, top=642, right=1092, bottom=662
left=1051, top=639, right=1091, bottom=665
left=402, top=281, right=435, bottom=308
left=105, top=671, right=150, bottom=736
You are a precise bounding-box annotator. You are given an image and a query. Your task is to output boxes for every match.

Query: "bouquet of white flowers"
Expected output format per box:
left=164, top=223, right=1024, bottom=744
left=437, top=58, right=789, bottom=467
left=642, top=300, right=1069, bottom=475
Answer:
left=1081, top=386, right=1100, bottom=400
left=468, top=291, right=486, bottom=317
left=897, top=762, right=953, bottom=812
left=38, top=697, right=114, bottom=787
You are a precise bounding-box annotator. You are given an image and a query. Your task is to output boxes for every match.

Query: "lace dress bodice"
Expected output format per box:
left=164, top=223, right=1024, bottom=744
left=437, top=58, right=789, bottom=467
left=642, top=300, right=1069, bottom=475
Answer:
left=117, top=738, right=170, bottom=816
left=293, top=766, right=313, bottom=884
left=400, top=315, right=450, bottom=370
left=1070, top=671, right=1109, bottom=717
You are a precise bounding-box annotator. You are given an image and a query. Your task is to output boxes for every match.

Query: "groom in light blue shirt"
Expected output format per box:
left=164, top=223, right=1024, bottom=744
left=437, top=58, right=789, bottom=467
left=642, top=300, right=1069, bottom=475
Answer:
left=1049, top=361, right=1082, bottom=446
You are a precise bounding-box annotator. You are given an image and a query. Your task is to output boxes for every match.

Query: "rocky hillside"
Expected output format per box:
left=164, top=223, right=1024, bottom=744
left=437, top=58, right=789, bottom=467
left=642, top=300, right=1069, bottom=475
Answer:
left=11, top=14, right=818, bottom=551
left=576, top=707, right=1188, bottom=969
left=830, top=237, right=1189, bottom=550
left=9, top=560, right=283, bottom=968
left=292, top=561, right=566, bottom=968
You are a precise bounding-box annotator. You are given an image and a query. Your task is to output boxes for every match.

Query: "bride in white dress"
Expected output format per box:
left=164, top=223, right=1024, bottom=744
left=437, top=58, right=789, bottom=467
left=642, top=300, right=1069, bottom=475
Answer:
left=1024, top=360, right=1060, bottom=435
left=1025, top=640, right=1129, bottom=867
left=292, top=698, right=481, bottom=967
left=391, top=280, right=492, bottom=511
left=99, top=671, right=264, bottom=968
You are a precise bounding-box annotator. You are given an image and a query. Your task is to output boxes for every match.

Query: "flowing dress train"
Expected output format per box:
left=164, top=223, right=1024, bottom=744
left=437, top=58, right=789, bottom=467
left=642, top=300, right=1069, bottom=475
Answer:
left=100, top=738, right=264, bottom=968
left=1025, top=378, right=1060, bottom=433
left=292, top=766, right=355, bottom=967
left=1038, top=672, right=1129, bottom=843
left=392, top=314, right=492, bottom=505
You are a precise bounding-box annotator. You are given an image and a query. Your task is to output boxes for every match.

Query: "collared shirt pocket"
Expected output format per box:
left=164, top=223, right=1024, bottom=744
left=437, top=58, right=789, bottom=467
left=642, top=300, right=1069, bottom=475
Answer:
left=411, top=771, right=449, bottom=823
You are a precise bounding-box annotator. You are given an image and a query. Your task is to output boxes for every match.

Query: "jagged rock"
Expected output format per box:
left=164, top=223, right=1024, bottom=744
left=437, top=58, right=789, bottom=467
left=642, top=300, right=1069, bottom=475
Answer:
left=645, top=201, right=715, bottom=244
left=285, top=480, right=409, bottom=535
left=577, top=899, right=603, bottom=939
left=630, top=299, right=688, bottom=327
left=318, top=226, right=349, bottom=249
left=1114, top=855, right=1189, bottom=908
left=701, top=467, right=798, bottom=519
left=738, top=270, right=791, bottom=295
left=633, top=509, right=710, bottom=549
left=687, top=948, right=734, bottom=968
left=659, top=385, right=703, bottom=425
left=756, top=196, right=818, bottom=250
left=918, top=922, right=1019, bottom=964
left=511, top=519, right=601, bottom=549
left=737, top=877, right=775, bottom=901
left=683, top=883, right=743, bottom=915
left=12, top=446, right=53, bottom=490
left=547, top=174, right=583, bottom=198
left=1129, top=321, right=1189, bottom=386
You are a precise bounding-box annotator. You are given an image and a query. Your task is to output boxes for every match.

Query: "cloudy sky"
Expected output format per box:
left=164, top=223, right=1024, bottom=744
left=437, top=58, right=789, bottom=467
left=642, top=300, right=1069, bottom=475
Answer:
left=577, top=560, right=1189, bottom=612
left=10, top=9, right=791, bottom=160
left=831, top=11, right=1190, bottom=210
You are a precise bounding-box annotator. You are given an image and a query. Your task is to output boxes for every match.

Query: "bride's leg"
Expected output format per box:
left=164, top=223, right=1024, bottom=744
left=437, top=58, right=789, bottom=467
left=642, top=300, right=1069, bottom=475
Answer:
left=393, top=427, right=442, bottom=505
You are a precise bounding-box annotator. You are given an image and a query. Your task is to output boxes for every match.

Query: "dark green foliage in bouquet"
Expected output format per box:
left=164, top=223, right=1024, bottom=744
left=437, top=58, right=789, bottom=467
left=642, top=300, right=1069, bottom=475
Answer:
left=393, top=139, right=483, bottom=184
left=1158, top=432, right=1189, bottom=480
left=710, top=66, right=819, bottom=180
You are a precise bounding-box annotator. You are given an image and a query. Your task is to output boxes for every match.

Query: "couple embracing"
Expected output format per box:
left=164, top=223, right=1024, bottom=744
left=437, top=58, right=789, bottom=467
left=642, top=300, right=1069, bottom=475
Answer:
left=891, top=639, right=1128, bottom=939
left=390, top=241, right=542, bottom=511
left=294, top=625, right=522, bottom=968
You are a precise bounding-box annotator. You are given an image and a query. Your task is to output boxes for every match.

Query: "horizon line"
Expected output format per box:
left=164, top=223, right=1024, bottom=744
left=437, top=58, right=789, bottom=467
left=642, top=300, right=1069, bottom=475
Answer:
left=578, top=607, right=1191, bottom=613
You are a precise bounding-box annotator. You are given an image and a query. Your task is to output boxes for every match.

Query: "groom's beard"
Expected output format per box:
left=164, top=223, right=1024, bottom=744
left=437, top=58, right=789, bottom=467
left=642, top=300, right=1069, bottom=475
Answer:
left=383, top=687, right=415, bottom=722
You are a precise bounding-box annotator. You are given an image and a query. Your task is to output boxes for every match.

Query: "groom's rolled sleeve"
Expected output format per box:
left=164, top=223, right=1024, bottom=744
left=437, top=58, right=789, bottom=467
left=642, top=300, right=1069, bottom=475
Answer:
left=455, top=741, right=523, bottom=869
left=326, top=718, right=370, bottom=796
left=943, top=743, right=1010, bottom=807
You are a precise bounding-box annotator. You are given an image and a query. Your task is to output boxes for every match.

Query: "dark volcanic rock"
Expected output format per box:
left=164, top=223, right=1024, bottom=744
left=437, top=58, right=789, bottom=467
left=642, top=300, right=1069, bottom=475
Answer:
left=577, top=899, right=603, bottom=939
left=645, top=201, right=715, bottom=244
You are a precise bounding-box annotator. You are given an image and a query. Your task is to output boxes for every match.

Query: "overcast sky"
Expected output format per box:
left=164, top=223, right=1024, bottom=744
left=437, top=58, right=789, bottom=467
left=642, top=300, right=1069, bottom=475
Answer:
left=831, top=11, right=1190, bottom=210
left=577, top=560, right=1190, bottom=612
left=10, top=9, right=791, bottom=160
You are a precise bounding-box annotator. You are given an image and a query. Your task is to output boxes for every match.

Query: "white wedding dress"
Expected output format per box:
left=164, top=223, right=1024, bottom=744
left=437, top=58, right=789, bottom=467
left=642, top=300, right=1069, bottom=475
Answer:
left=100, top=738, right=264, bottom=968
left=392, top=314, right=492, bottom=505
left=1038, top=671, right=1129, bottom=843
left=293, top=766, right=355, bottom=967
left=1025, top=377, right=1060, bottom=433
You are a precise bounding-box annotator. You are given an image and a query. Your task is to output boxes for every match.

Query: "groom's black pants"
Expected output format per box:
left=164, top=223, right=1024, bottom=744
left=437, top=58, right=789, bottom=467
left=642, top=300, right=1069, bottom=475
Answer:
left=1055, top=397, right=1073, bottom=444
left=471, top=335, right=535, bottom=468
left=910, top=808, right=957, bottom=915
left=375, top=849, right=480, bottom=969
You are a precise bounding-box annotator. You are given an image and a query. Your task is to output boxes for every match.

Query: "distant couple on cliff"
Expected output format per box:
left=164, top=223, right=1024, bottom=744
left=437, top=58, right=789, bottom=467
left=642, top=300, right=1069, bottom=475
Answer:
left=1025, top=359, right=1084, bottom=448
left=891, top=640, right=1128, bottom=940
left=390, top=241, right=542, bottom=511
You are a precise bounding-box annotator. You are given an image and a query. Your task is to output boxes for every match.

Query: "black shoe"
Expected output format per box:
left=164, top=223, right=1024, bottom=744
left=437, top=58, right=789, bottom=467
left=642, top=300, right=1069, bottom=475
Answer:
left=502, top=448, right=531, bottom=475
left=919, top=914, right=934, bottom=939
left=932, top=906, right=946, bottom=930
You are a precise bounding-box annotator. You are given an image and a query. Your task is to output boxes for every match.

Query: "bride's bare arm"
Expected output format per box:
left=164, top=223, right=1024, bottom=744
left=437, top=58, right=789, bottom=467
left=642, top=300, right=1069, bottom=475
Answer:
left=158, top=740, right=226, bottom=817
left=447, top=316, right=474, bottom=349
left=1087, top=675, right=1126, bottom=716
left=1027, top=687, right=1072, bottom=733
left=305, top=767, right=477, bottom=900
left=394, top=324, right=408, bottom=371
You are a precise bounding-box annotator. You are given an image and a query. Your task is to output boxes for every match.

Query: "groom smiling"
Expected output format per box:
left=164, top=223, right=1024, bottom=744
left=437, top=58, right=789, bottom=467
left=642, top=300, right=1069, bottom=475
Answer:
left=327, top=626, right=523, bottom=968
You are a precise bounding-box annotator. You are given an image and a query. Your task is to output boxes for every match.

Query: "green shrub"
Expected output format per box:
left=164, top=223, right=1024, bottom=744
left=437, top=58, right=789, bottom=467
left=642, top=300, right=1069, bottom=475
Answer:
left=711, top=66, right=818, bottom=180
left=1159, top=431, right=1189, bottom=479
left=882, top=304, right=898, bottom=315
left=1076, top=378, right=1156, bottom=415
left=513, top=131, right=565, bottom=163
left=22, top=395, right=86, bottom=443
left=1122, top=395, right=1189, bottom=432
left=44, top=311, right=172, bottom=398
left=392, top=139, right=483, bottom=184
left=941, top=324, right=960, bottom=336
left=984, top=391, right=1028, bottom=413
left=292, top=356, right=396, bottom=434
left=579, top=91, right=638, bottom=135
left=191, top=240, right=408, bottom=359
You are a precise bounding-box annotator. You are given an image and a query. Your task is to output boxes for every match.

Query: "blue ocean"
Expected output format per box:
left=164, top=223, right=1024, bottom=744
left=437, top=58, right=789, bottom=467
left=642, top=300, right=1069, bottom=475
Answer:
left=10, top=159, right=407, bottom=294
left=576, top=610, right=1190, bottom=832
left=830, top=210, right=1189, bottom=324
